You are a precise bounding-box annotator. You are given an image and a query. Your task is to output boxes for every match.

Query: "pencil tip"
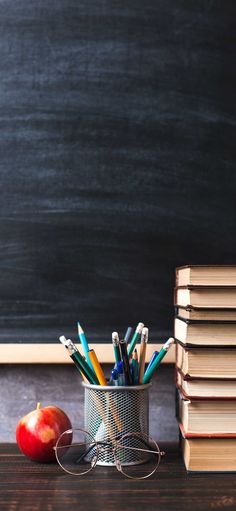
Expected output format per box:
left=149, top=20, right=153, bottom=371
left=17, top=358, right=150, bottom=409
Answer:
left=77, top=322, right=83, bottom=333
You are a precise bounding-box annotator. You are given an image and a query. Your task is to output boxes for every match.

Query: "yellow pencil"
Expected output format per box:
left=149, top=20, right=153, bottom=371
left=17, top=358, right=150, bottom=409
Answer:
left=138, top=327, right=149, bottom=384
left=88, top=349, right=107, bottom=386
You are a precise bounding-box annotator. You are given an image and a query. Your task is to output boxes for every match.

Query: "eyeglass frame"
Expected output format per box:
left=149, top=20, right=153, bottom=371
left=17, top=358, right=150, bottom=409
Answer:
left=54, top=427, right=165, bottom=480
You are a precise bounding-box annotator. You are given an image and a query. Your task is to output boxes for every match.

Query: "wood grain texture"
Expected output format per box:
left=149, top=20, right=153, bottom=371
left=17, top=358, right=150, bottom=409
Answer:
left=1, top=443, right=236, bottom=511
left=0, top=1, right=235, bottom=345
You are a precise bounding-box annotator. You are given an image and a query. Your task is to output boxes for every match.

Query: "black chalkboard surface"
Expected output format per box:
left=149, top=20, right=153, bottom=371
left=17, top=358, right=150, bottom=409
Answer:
left=0, top=1, right=235, bottom=359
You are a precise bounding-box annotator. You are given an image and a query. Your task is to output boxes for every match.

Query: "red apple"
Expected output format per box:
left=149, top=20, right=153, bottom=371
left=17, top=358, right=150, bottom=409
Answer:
left=16, top=403, right=72, bottom=463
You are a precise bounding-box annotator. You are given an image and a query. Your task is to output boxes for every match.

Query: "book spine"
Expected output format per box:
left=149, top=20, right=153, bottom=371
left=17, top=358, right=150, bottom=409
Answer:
left=173, top=287, right=177, bottom=305
left=175, top=386, right=180, bottom=421
left=175, top=267, right=179, bottom=287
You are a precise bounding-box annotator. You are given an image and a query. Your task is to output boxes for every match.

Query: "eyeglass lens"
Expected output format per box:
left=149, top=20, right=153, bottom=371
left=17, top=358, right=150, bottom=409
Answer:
left=55, top=429, right=98, bottom=476
left=114, top=432, right=161, bottom=479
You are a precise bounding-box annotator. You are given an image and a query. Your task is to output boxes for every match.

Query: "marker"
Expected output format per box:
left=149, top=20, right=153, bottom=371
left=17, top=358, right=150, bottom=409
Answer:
left=127, top=322, right=144, bottom=358
left=124, top=326, right=133, bottom=344
left=77, top=321, right=94, bottom=372
left=112, top=331, right=121, bottom=366
left=142, top=337, right=175, bottom=384
left=138, top=327, right=149, bottom=384
left=117, top=361, right=125, bottom=386
left=88, top=349, right=107, bottom=386
left=131, top=349, right=139, bottom=385
left=110, top=368, right=119, bottom=386
left=145, top=350, right=159, bottom=375
left=119, top=340, right=133, bottom=385
left=59, top=336, right=99, bottom=385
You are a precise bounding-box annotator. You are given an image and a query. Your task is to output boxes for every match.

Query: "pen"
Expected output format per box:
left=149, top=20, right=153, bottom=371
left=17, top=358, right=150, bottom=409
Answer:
left=138, top=327, right=149, bottom=384
left=127, top=322, right=144, bottom=358
left=119, top=339, right=133, bottom=385
left=88, top=349, right=107, bottom=386
left=144, top=350, right=159, bottom=375
left=124, top=326, right=133, bottom=344
left=77, top=321, right=95, bottom=373
left=117, top=361, right=125, bottom=386
left=142, top=337, right=175, bottom=384
left=59, top=336, right=99, bottom=385
left=131, top=348, right=139, bottom=385
left=110, top=368, right=119, bottom=386
left=112, top=331, right=121, bottom=366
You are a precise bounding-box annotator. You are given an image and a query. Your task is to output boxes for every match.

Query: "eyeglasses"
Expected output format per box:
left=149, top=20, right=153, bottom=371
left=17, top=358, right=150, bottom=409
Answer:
left=54, top=428, right=165, bottom=480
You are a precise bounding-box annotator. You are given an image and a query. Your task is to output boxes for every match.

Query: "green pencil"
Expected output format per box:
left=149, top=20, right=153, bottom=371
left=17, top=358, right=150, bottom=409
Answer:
left=59, top=336, right=99, bottom=385
left=112, top=331, right=121, bottom=366
left=127, top=322, right=144, bottom=358
left=142, top=337, right=175, bottom=384
left=131, top=349, right=139, bottom=385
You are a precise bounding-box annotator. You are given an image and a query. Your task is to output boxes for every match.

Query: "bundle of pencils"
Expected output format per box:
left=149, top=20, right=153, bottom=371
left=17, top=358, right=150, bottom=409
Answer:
left=59, top=321, right=175, bottom=386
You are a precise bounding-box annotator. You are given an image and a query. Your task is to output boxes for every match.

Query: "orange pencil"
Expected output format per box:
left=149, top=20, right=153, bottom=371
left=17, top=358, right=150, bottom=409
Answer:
left=88, top=349, right=107, bottom=386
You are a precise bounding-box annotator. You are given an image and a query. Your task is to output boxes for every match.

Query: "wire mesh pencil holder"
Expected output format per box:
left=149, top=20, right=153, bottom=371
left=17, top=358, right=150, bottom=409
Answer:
left=83, top=382, right=151, bottom=466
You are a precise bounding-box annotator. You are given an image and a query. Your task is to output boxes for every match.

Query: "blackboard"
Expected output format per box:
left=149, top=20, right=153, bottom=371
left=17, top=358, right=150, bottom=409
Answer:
left=0, top=1, right=235, bottom=359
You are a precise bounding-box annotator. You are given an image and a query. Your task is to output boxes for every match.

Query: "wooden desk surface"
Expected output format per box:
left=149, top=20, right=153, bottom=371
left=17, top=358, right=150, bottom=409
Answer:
left=1, top=444, right=236, bottom=511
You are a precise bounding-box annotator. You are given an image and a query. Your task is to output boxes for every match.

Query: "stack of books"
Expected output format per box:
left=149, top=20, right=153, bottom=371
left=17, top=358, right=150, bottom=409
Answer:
left=174, top=265, right=236, bottom=472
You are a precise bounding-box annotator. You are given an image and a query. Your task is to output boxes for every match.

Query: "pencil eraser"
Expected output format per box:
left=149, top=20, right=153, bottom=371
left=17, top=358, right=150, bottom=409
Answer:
left=166, top=337, right=175, bottom=348
left=137, top=322, right=145, bottom=333
left=59, top=336, right=67, bottom=345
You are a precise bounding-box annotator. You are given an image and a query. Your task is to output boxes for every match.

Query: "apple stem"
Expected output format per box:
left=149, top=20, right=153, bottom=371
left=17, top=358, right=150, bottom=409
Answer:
left=36, top=402, right=42, bottom=410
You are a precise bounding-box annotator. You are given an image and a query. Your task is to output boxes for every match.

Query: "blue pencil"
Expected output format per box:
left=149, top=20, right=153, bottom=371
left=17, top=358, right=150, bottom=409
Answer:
left=144, top=350, right=159, bottom=375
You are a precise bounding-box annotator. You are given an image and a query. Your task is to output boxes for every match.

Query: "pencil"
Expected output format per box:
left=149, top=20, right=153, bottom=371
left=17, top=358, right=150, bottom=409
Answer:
left=124, top=326, right=133, bottom=343
left=144, top=350, right=159, bottom=376
left=59, top=336, right=99, bottom=385
left=138, top=327, right=149, bottom=384
left=88, top=349, right=107, bottom=386
left=131, top=348, right=139, bottom=385
left=112, top=331, right=121, bottom=366
left=59, top=336, right=88, bottom=383
left=127, top=322, right=144, bottom=358
left=77, top=321, right=95, bottom=373
left=142, top=337, right=175, bottom=384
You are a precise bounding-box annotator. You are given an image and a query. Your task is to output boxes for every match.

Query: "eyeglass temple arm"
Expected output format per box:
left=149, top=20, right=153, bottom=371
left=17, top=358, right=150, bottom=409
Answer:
left=115, top=443, right=165, bottom=456
left=115, top=434, right=163, bottom=453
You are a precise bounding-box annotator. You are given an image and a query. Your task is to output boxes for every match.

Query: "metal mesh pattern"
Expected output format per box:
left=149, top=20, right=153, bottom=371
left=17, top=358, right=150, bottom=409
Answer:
left=83, top=383, right=151, bottom=466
